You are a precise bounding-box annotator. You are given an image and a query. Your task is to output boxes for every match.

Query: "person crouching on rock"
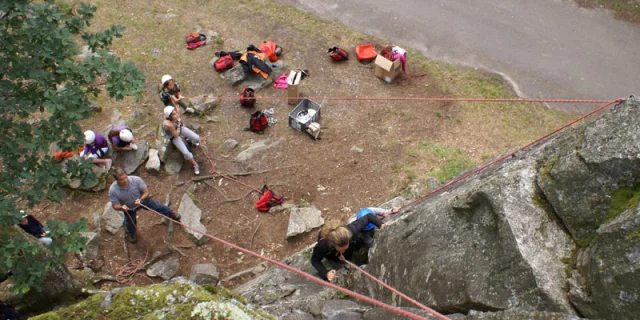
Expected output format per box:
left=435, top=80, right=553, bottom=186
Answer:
left=162, top=106, right=201, bottom=175
left=108, top=125, right=138, bottom=152
left=352, top=207, right=399, bottom=248
left=81, top=130, right=112, bottom=169
left=17, top=211, right=53, bottom=246
left=108, top=167, right=181, bottom=244
left=310, top=214, right=389, bottom=282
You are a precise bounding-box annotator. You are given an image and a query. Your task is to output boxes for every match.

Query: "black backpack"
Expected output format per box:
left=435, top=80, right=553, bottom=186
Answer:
left=239, top=87, right=256, bottom=107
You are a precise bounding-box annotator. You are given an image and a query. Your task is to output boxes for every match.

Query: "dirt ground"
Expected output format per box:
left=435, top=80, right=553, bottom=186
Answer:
left=27, top=0, right=578, bottom=291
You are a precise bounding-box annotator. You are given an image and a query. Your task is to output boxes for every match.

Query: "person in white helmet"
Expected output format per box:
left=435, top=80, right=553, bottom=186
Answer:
left=162, top=106, right=201, bottom=175
left=80, top=130, right=112, bottom=169
left=159, top=75, right=188, bottom=111
left=108, top=125, right=138, bottom=151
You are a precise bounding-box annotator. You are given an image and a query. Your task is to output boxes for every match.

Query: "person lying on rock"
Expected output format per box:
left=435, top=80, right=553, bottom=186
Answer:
left=17, top=210, right=53, bottom=246
left=109, top=167, right=181, bottom=244
left=351, top=207, right=400, bottom=248
left=162, top=106, right=201, bottom=175
left=81, top=130, right=112, bottom=169
left=310, top=214, right=390, bottom=282
left=160, top=74, right=188, bottom=112
left=108, top=125, right=138, bottom=151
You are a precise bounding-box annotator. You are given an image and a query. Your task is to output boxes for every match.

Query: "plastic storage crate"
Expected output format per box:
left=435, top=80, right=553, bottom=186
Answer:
left=288, top=99, right=322, bottom=132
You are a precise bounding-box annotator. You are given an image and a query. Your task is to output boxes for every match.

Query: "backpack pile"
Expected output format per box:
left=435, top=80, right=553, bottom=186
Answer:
left=185, top=32, right=207, bottom=50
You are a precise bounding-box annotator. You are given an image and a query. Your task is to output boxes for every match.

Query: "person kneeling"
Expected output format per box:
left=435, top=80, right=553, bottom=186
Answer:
left=310, top=214, right=389, bottom=282
left=162, top=106, right=201, bottom=175
left=108, top=125, right=138, bottom=151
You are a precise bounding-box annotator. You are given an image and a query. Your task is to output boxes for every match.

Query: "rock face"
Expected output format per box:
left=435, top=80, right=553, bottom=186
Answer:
left=102, top=202, right=123, bottom=235
left=188, top=94, right=218, bottom=115
left=286, top=206, right=325, bottom=238
left=146, top=256, right=180, bottom=280
left=118, top=140, right=149, bottom=174
left=189, top=263, right=219, bottom=286
left=236, top=138, right=285, bottom=162
left=145, top=148, right=161, bottom=175
left=30, top=278, right=275, bottom=320
left=79, top=232, right=101, bottom=267
left=62, top=155, right=109, bottom=192
left=178, top=194, right=209, bottom=246
left=238, top=97, right=640, bottom=320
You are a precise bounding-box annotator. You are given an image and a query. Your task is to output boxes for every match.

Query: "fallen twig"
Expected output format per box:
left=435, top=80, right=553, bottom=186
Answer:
left=250, top=222, right=262, bottom=249
left=211, top=190, right=256, bottom=205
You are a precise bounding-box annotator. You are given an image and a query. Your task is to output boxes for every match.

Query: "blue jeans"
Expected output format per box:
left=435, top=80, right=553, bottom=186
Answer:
left=122, top=198, right=172, bottom=234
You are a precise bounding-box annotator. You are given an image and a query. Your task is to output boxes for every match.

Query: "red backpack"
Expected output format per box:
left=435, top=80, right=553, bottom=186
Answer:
left=185, top=32, right=206, bottom=44
left=214, top=55, right=234, bottom=72
left=256, top=185, right=284, bottom=212
left=247, top=110, right=268, bottom=134
left=239, top=87, right=256, bottom=107
left=328, top=46, right=349, bottom=61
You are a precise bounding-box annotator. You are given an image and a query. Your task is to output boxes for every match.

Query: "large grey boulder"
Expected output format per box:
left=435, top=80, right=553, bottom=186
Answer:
left=79, top=232, right=101, bottom=267
left=145, top=148, right=161, bottom=175
left=102, top=202, right=123, bottom=234
left=286, top=206, right=324, bottom=238
left=236, top=138, right=285, bottom=162
left=146, top=256, right=180, bottom=280
left=189, top=263, right=219, bottom=286
left=177, top=194, right=208, bottom=246
left=187, top=94, right=218, bottom=115
left=220, top=64, right=247, bottom=86
left=62, top=155, right=109, bottom=192
left=117, top=140, right=149, bottom=174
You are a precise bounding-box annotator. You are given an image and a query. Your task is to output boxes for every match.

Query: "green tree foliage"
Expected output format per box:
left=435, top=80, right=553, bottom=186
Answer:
left=0, top=0, right=145, bottom=294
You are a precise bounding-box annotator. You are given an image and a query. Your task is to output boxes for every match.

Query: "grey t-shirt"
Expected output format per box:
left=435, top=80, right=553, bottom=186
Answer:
left=109, top=176, right=148, bottom=209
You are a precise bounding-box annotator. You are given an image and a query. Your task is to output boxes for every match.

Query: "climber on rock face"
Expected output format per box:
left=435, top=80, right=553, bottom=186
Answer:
left=309, top=209, right=395, bottom=282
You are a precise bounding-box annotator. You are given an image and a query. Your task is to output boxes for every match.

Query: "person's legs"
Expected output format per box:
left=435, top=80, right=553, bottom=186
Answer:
left=171, top=136, right=194, bottom=160
left=122, top=210, right=137, bottom=234
left=38, top=237, right=53, bottom=246
left=361, top=230, right=375, bottom=249
left=141, top=198, right=178, bottom=219
left=178, top=100, right=189, bottom=110
left=180, top=127, right=201, bottom=145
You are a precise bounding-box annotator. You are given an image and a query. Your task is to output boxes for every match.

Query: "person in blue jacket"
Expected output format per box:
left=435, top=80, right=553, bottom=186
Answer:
left=310, top=207, right=399, bottom=282
left=354, top=207, right=399, bottom=248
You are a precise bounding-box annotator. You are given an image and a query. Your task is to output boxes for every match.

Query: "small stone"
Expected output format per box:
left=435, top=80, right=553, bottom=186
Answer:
left=317, top=185, right=326, bottom=191
left=189, top=263, right=219, bottom=286
left=286, top=206, right=325, bottom=238
left=350, top=145, right=364, bottom=153
left=236, top=138, right=285, bottom=162
left=206, top=116, right=220, bottom=123
left=155, top=13, right=177, bottom=20
left=102, top=202, right=123, bottom=235
left=145, top=149, right=161, bottom=175
left=151, top=48, right=161, bottom=58
left=146, top=256, right=180, bottom=280
left=189, top=94, right=218, bottom=115
left=186, top=107, right=195, bottom=114
left=178, top=193, right=209, bottom=246
left=222, top=139, right=238, bottom=149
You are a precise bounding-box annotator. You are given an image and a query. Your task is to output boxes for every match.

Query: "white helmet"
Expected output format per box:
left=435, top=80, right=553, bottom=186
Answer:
left=164, top=106, right=176, bottom=119
left=119, top=129, right=133, bottom=142
left=84, top=130, right=96, bottom=144
left=161, top=75, right=173, bottom=86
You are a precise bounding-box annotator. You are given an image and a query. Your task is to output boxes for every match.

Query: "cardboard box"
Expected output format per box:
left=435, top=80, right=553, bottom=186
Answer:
left=374, top=55, right=402, bottom=83
left=287, top=71, right=302, bottom=105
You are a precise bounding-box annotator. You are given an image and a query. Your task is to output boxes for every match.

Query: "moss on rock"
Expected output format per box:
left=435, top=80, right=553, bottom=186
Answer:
left=31, top=279, right=275, bottom=320
left=606, top=183, right=640, bottom=223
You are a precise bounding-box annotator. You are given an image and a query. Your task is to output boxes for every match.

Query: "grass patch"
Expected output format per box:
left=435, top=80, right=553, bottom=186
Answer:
left=540, top=155, right=560, bottom=177
left=576, top=235, right=598, bottom=248
left=625, top=228, right=640, bottom=242
left=607, top=183, right=640, bottom=223
left=575, top=0, right=640, bottom=24
left=419, top=142, right=472, bottom=183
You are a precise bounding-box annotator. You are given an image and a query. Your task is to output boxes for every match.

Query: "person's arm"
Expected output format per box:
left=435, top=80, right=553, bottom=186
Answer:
left=163, top=120, right=181, bottom=138
left=369, top=207, right=400, bottom=219
left=350, top=213, right=383, bottom=231
left=109, top=191, right=129, bottom=212
left=310, top=241, right=330, bottom=280
left=135, top=188, right=150, bottom=206
left=110, top=137, right=129, bottom=151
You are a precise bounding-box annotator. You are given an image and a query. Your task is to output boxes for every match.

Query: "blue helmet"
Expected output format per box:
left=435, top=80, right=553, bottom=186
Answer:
left=356, top=208, right=375, bottom=231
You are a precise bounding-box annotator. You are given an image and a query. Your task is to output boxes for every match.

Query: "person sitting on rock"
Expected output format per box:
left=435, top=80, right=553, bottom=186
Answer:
left=310, top=214, right=390, bottom=282
left=81, top=130, right=112, bottom=169
left=351, top=207, right=399, bottom=248
left=108, top=167, right=181, bottom=244
left=17, top=211, right=53, bottom=246
left=108, top=125, right=138, bottom=151
left=162, top=106, right=201, bottom=175
left=160, top=74, right=188, bottom=112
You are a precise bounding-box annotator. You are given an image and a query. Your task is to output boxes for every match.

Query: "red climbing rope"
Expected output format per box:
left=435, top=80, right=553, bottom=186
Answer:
left=139, top=204, right=433, bottom=320
left=397, top=98, right=623, bottom=212
left=212, top=95, right=614, bottom=104
left=343, top=259, right=449, bottom=320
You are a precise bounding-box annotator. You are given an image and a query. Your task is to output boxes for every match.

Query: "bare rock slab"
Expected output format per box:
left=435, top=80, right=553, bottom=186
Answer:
left=236, top=138, right=285, bottom=162
left=102, top=202, right=123, bottom=235
left=178, top=193, right=209, bottom=246
left=188, top=94, right=218, bottom=115
left=145, top=148, right=161, bottom=175
left=146, top=256, right=179, bottom=280
left=189, top=263, right=219, bottom=286
left=121, top=140, right=149, bottom=174
left=286, top=206, right=324, bottom=238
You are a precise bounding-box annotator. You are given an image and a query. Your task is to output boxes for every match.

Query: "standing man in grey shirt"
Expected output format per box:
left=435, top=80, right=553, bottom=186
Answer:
left=108, top=167, right=181, bottom=243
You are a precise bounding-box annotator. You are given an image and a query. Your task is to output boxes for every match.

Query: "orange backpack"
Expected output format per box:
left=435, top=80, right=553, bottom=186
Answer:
left=259, top=41, right=281, bottom=62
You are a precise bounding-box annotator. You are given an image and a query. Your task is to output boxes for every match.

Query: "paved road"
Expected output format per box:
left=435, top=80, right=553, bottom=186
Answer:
left=277, top=0, right=640, bottom=113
